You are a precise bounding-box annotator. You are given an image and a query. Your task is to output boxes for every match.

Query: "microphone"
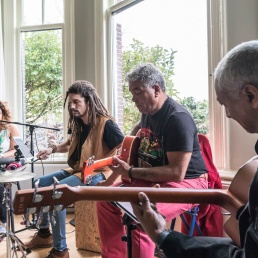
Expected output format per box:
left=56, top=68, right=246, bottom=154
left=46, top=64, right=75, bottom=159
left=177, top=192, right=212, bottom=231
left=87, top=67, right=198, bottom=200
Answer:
left=0, top=157, right=16, bottom=165
left=6, top=159, right=26, bottom=170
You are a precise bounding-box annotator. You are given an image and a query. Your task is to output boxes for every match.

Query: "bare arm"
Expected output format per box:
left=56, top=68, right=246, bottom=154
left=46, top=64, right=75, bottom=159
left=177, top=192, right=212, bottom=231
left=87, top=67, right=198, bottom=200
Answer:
left=111, top=151, right=192, bottom=182
left=2, top=124, right=20, bottom=158
left=36, top=137, right=71, bottom=160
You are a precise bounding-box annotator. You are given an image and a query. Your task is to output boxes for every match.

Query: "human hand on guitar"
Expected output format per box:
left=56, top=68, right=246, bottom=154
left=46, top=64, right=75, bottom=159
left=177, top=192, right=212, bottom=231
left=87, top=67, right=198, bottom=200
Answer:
left=110, top=156, right=132, bottom=178
left=131, top=192, right=167, bottom=243
left=81, top=136, right=140, bottom=184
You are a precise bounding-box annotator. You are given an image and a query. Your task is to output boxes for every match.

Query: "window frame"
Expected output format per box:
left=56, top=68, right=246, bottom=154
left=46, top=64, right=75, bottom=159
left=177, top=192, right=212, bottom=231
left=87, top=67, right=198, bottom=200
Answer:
left=2, top=0, right=245, bottom=171
left=106, top=0, right=228, bottom=170
left=3, top=0, right=75, bottom=162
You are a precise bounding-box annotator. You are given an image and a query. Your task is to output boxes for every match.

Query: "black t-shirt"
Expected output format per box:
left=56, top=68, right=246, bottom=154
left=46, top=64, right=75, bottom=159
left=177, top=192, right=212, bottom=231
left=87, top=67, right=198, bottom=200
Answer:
left=70, top=119, right=124, bottom=162
left=139, top=97, right=207, bottom=179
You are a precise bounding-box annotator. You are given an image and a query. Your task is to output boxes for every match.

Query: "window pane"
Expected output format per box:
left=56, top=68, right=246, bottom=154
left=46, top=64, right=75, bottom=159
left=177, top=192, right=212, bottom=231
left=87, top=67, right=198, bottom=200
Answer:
left=45, top=0, right=64, bottom=24
left=20, top=29, right=64, bottom=158
left=22, top=0, right=64, bottom=25
left=22, top=0, right=42, bottom=25
left=113, top=0, right=209, bottom=135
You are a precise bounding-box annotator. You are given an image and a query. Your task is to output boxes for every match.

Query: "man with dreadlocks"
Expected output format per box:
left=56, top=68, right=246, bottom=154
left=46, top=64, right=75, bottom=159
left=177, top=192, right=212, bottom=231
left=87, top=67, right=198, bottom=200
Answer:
left=24, top=80, right=124, bottom=258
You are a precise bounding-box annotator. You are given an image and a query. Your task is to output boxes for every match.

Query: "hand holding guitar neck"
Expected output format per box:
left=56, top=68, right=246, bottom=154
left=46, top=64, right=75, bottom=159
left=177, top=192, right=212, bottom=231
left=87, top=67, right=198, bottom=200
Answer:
left=81, top=136, right=140, bottom=184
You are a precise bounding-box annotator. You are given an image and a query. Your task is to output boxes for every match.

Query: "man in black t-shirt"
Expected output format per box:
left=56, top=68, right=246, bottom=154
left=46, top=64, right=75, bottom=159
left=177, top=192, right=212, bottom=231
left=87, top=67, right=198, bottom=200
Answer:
left=130, top=40, right=258, bottom=258
left=97, top=63, right=208, bottom=258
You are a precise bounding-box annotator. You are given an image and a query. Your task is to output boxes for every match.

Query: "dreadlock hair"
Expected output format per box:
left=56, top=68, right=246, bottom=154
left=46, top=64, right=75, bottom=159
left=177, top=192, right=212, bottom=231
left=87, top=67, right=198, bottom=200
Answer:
left=0, top=100, right=12, bottom=131
left=64, top=80, right=114, bottom=138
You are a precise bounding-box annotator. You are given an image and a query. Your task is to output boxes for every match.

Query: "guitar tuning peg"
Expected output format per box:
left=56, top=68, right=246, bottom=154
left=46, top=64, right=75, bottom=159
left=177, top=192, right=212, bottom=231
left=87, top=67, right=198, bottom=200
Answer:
left=52, top=176, right=63, bottom=199
left=52, top=211, right=57, bottom=226
left=53, top=176, right=59, bottom=186
left=25, top=207, right=37, bottom=227
left=85, top=175, right=93, bottom=186
left=51, top=216, right=56, bottom=226
left=36, top=211, right=43, bottom=227
left=89, top=156, right=95, bottom=166
left=34, top=179, right=40, bottom=190
left=24, top=212, right=30, bottom=227
left=52, top=190, right=63, bottom=200
left=54, top=204, right=64, bottom=212
left=42, top=206, right=50, bottom=213
left=32, top=179, right=44, bottom=203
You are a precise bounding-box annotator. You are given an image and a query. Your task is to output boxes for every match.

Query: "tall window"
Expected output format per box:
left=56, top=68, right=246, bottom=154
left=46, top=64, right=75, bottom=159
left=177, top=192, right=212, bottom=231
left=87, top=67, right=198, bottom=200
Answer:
left=111, top=0, right=208, bottom=136
left=19, top=0, right=64, bottom=158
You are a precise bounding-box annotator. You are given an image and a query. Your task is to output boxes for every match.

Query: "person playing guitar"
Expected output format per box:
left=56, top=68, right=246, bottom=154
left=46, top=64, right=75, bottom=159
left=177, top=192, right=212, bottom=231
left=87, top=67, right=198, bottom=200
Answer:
left=23, top=81, right=124, bottom=258
left=96, top=63, right=209, bottom=258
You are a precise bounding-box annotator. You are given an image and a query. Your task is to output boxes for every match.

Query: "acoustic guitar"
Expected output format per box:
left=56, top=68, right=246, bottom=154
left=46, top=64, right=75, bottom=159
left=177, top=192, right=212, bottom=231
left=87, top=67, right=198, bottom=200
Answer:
left=81, top=135, right=140, bottom=184
left=13, top=184, right=243, bottom=218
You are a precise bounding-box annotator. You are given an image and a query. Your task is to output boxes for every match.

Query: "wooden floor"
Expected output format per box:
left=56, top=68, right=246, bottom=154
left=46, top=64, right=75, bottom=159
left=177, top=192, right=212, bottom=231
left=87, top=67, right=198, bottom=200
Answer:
left=0, top=213, right=160, bottom=258
left=0, top=213, right=102, bottom=258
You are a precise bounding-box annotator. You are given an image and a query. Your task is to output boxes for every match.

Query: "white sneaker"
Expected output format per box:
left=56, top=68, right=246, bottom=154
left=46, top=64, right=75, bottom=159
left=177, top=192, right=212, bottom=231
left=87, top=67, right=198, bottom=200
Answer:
left=0, top=224, right=6, bottom=234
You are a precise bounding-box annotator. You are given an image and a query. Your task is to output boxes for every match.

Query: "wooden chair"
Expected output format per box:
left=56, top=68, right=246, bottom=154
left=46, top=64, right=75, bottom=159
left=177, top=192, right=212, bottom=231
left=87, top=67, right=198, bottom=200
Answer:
left=223, top=155, right=258, bottom=246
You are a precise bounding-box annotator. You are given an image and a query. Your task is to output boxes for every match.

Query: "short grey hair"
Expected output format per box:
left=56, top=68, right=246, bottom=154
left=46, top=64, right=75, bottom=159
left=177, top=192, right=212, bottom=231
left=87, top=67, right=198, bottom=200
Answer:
left=125, top=63, right=166, bottom=92
left=214, top=40, right=258, bottom=99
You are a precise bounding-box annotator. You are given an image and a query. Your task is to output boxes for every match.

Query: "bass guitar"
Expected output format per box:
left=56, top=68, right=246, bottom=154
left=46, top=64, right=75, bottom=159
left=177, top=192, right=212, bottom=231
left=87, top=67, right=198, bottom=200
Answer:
left=81, top=135, right=140, bottom=184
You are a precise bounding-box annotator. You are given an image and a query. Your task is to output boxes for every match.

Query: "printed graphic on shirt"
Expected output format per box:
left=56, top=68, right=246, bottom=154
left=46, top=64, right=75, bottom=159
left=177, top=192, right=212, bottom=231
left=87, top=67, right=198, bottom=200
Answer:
left=138, top=128, right=165, bottom=167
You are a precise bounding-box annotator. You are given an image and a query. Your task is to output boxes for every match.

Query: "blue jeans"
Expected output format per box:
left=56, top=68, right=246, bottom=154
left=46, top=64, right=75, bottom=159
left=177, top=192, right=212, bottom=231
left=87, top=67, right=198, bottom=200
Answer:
left=35, top=170, right=105, bottom=251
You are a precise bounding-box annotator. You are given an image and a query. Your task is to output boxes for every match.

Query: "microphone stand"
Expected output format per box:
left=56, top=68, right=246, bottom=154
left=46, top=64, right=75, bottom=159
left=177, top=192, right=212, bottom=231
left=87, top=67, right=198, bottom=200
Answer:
left=0, top=120, right=60, bottom=232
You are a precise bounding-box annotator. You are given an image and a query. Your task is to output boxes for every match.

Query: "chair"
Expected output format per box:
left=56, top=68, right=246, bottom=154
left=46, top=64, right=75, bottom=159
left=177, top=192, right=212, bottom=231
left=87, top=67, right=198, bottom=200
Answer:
left=181, top=134, right=223, bottom=237
left=170, top=206, right=202, bottom=236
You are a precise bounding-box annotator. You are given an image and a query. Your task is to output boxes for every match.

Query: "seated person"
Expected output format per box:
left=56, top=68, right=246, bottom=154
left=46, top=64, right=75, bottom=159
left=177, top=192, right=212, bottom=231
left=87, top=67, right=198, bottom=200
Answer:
left=0, top=100, right=20, bottom=234
left=130, top=40, right=258, bottom=258
left=24, top=80, right=124, bottom=258
left=96, top=63, right=208, bottom=258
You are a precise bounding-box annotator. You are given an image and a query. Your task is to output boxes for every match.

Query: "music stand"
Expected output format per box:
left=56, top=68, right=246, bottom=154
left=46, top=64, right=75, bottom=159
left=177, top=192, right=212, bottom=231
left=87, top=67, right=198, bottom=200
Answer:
left=0, top=120, right=60, bottom=180
left=13, top=137, right=34, bottom=161
left=113, top=201, right=142, bottom=258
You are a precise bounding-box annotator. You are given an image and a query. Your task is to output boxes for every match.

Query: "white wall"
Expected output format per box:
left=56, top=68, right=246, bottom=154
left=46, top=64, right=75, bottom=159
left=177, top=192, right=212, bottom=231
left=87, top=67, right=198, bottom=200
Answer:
left=225, top=0, right=258, bottom=170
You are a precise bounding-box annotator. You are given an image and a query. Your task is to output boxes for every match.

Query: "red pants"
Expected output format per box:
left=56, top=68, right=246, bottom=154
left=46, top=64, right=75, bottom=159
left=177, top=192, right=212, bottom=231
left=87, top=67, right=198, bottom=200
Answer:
left=97, top=177, right=208, bottom=258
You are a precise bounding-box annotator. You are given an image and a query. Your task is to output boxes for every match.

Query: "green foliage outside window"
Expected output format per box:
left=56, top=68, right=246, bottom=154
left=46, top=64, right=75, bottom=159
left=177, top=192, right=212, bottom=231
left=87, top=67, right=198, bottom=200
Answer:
left=122, top=39, right=209, bottom=135
left=23, top=30, right=63, bottom=124
left=23, top=34, right=209, bottom=144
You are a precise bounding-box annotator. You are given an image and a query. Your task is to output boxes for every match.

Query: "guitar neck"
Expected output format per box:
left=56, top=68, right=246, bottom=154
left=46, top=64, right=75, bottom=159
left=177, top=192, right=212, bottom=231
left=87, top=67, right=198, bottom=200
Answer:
left=82, top=156, right=115, bottom=183
left=13, top=185, right=243, bottom=217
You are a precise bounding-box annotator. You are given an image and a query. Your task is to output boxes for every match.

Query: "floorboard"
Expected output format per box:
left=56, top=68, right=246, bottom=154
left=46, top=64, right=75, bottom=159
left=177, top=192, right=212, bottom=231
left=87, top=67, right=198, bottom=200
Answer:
left=0, top=213, right=102, bottom=258
left=0, top=213, right=159, bottom=257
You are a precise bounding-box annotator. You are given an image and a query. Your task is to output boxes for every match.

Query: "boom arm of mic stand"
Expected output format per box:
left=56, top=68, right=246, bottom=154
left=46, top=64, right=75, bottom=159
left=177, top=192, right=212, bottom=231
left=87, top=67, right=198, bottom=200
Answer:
left=0, top=120, right=60, bottom=131
left=0, top=120, right=60, bottom=231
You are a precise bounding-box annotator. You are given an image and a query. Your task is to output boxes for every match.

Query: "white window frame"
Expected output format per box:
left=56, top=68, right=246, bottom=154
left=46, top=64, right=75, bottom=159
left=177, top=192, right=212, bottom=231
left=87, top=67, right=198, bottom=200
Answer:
left=106, top=0, right=228, bottom=170
left=207, top=0, right=229, bottom=170
left=2, top=0, right=75, bottom=159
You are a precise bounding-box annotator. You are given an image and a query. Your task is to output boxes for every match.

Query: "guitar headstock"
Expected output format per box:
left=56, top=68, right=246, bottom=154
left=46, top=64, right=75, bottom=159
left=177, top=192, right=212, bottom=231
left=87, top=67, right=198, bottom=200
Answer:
left=81, top=156, right=115, bottom=184
left=13, top=184, right=75, bottom=215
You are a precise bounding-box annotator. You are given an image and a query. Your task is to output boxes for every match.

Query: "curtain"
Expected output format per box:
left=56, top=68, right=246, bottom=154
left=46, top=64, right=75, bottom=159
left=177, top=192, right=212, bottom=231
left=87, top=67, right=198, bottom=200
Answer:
left=0, top=1, right=5, bottom=99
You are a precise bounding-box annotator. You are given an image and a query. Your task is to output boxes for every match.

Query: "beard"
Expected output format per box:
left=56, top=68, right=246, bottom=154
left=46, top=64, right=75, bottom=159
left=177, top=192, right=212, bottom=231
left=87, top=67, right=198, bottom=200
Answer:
left=71, top=108, right=88, bottom=120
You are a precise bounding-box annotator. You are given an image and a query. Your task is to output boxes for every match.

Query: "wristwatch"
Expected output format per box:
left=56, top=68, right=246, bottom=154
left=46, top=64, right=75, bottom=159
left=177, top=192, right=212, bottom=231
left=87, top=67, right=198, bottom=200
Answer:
left=156, top=229, right=171, bottom=249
